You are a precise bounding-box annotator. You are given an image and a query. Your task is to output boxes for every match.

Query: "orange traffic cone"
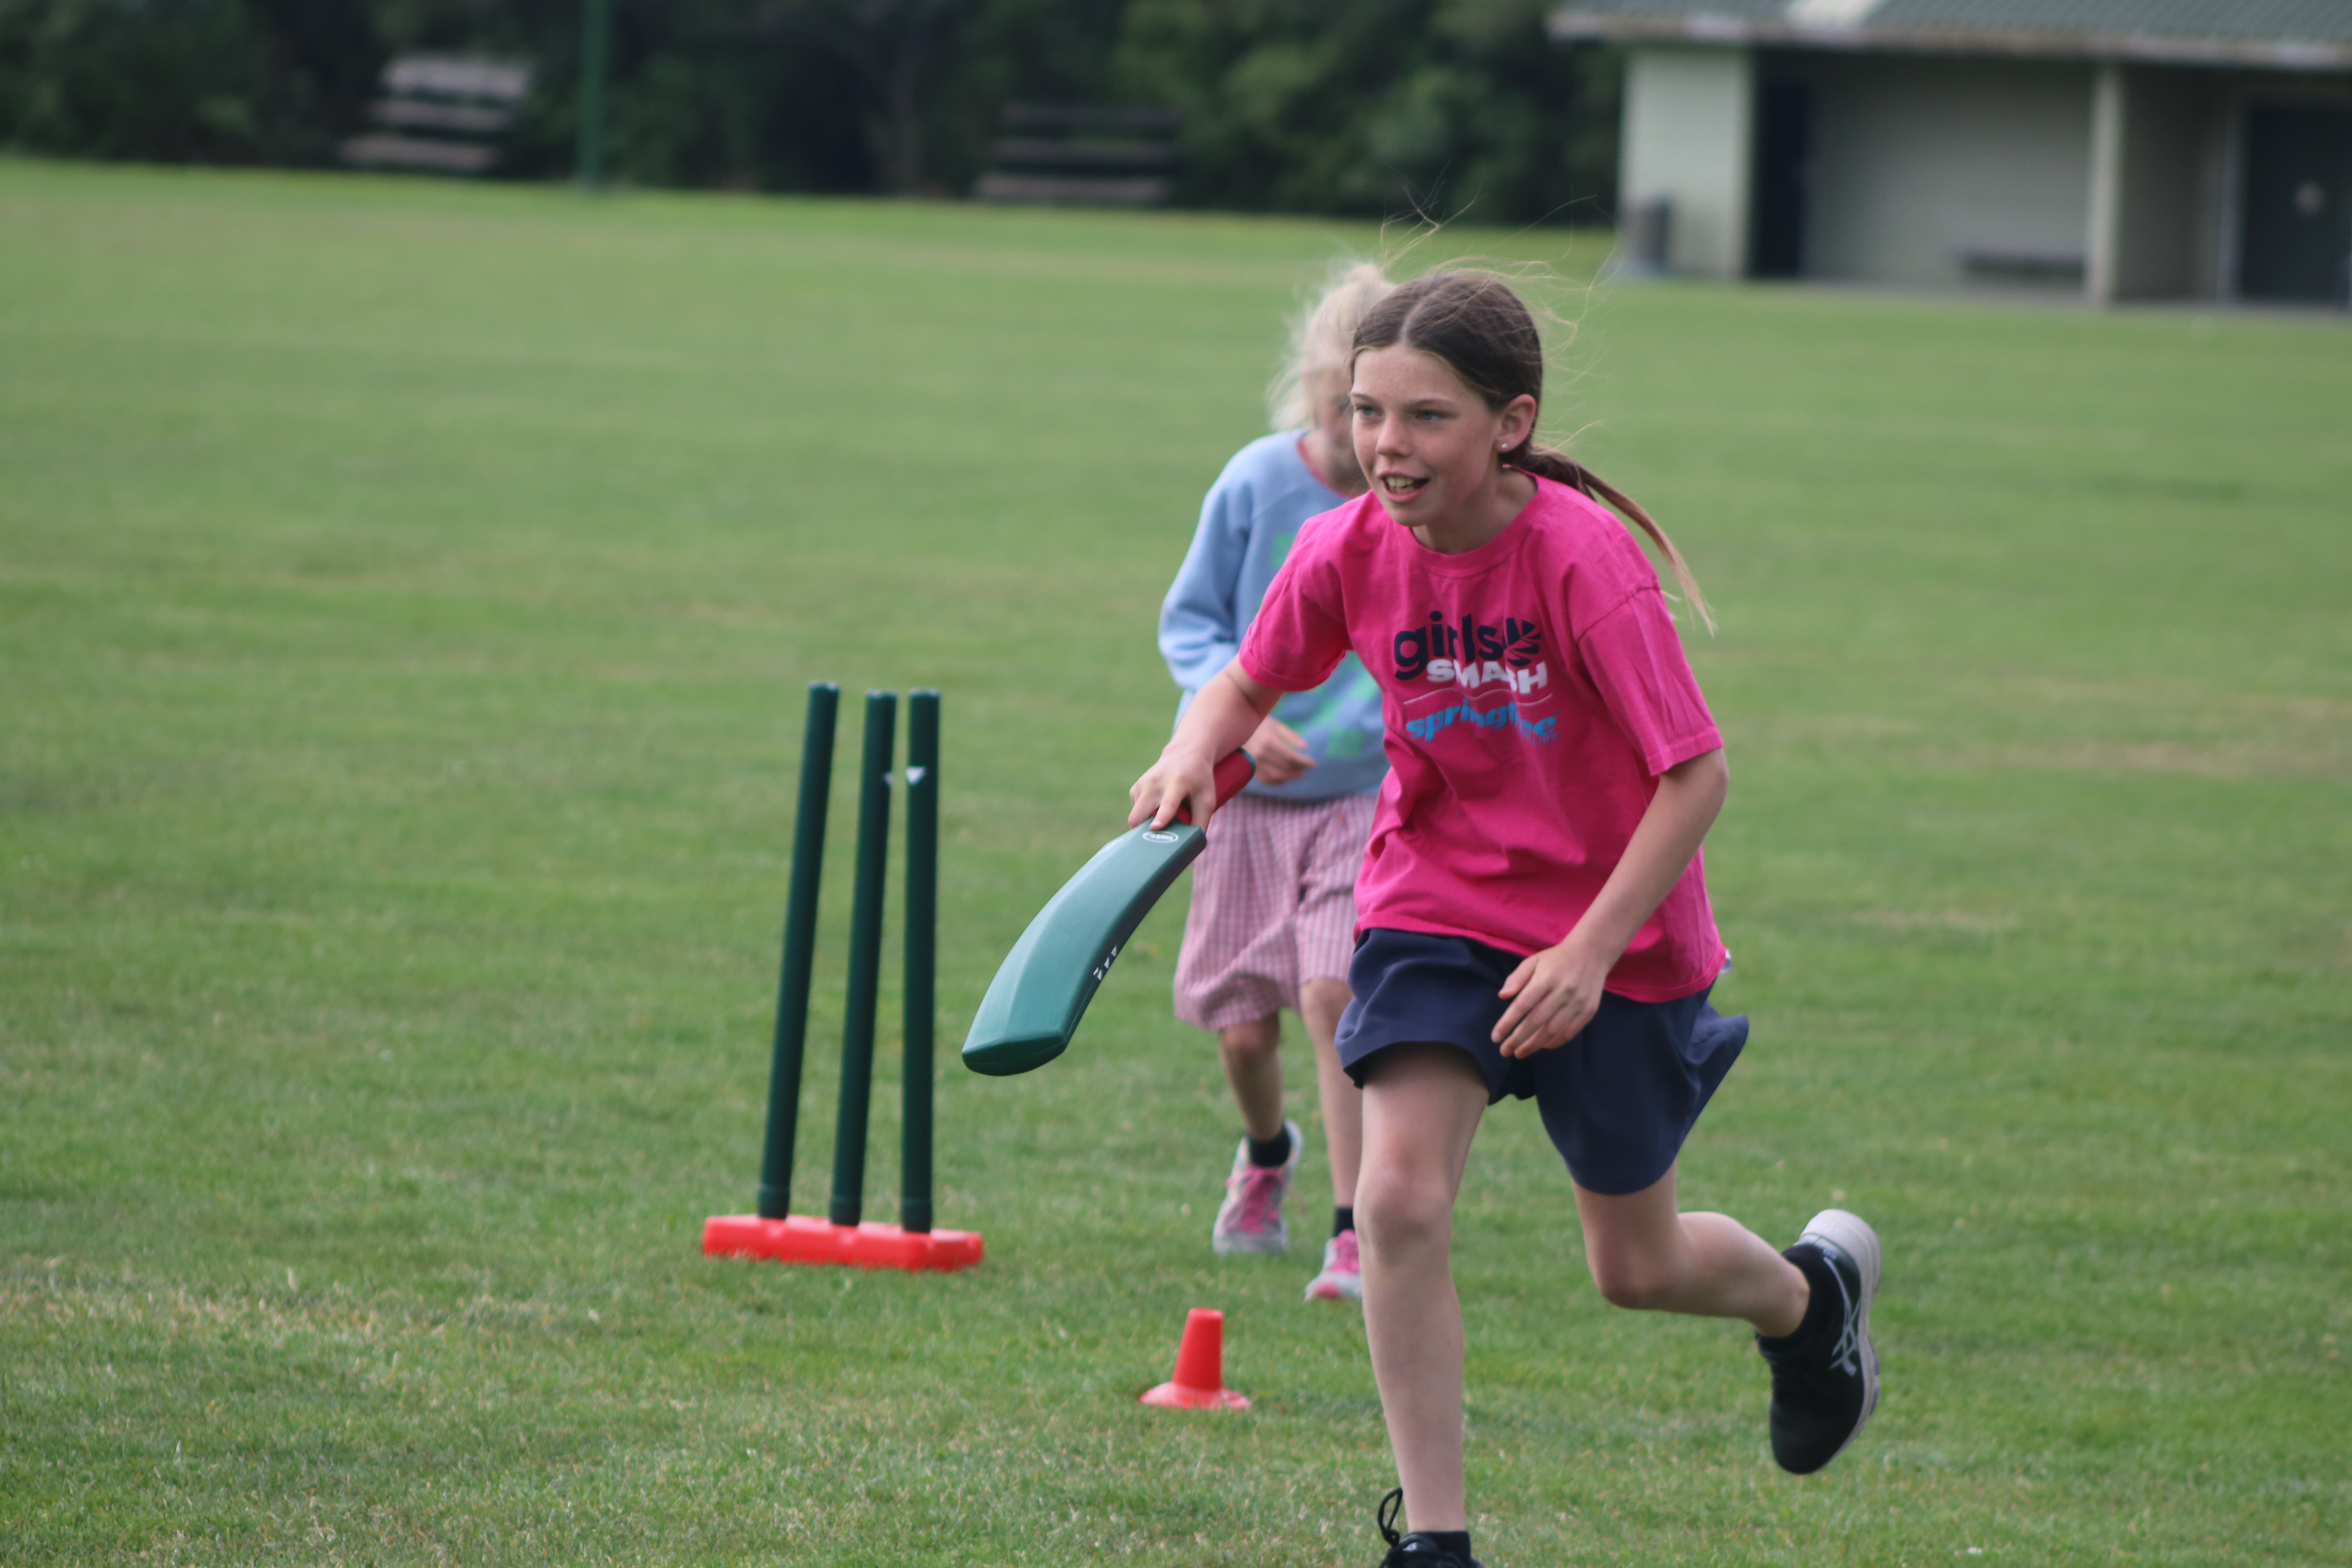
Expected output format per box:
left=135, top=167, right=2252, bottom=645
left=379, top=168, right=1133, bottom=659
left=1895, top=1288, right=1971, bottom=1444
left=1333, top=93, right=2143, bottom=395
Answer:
left=1140, top=1307, right=1250, bottom=1410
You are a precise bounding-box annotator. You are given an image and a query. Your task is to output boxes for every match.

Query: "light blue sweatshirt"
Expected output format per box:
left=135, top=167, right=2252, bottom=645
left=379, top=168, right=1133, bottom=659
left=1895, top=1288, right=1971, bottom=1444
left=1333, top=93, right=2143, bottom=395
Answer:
left=1159, top=432, right=1388, bottom=801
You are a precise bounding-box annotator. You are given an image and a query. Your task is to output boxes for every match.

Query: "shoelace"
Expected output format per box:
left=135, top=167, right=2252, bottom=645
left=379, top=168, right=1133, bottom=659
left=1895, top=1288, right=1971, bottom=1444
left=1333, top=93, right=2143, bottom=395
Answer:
left=1231, top=1167, right=1283, bottom=1231
left=1375, top=1488, right=1465, bottom=1564
left=1329, top=1229, right=1360, bottom=1273
left=1814, top=1245, right=1862, bottom=1376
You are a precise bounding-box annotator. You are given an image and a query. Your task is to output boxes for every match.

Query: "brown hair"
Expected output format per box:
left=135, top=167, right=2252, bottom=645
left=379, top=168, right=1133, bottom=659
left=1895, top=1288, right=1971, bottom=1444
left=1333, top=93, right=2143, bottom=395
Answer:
left=1352, top=271, right=1715, bottom=632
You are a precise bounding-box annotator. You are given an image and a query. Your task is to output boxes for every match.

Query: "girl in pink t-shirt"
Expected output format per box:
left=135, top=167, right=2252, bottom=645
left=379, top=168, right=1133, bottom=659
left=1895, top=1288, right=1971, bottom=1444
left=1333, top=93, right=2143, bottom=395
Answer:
left=1128, top=274, right=1883, bottom=1568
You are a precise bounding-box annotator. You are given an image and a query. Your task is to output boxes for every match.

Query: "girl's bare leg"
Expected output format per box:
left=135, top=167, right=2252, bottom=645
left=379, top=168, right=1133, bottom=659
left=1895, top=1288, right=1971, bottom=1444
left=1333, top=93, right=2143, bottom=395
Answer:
left=1299, top=978, right=1360, bottom=1207
left=1217, top=1016, right=1285, bottom=1142
left=1573, top=1166, right=1809, bottom=1337
left=1356, top=1045, right=1490, bottom=1533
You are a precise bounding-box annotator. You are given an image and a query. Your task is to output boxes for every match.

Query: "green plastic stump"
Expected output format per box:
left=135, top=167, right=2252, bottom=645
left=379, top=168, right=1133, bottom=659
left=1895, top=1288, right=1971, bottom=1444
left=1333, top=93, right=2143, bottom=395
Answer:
left=963, top=750, right=1253, bottom=1076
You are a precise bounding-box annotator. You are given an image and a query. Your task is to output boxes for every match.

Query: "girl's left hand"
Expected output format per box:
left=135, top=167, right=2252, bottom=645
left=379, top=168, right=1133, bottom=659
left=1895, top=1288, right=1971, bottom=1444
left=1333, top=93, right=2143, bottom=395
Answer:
left=1492, top=938, right=1613, bottom=1057
left=1245, top=715, right=1316, bottom=786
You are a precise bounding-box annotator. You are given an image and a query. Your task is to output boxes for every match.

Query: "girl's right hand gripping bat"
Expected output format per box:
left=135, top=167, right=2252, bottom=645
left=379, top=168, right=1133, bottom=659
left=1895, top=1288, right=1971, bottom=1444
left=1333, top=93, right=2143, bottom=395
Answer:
left=961, top=750, right=1256, bottom=1077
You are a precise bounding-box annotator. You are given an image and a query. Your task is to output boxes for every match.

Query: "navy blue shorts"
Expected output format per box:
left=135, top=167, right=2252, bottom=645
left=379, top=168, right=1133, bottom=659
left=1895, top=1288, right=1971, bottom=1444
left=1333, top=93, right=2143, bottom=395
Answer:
left=1335, top=927, right=1748, bottom=1196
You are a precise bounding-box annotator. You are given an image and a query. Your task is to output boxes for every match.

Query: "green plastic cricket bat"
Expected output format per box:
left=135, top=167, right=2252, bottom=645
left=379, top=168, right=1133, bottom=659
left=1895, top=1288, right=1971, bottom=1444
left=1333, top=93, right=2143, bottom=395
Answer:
left=961, top=750, right=1256, bottom=1077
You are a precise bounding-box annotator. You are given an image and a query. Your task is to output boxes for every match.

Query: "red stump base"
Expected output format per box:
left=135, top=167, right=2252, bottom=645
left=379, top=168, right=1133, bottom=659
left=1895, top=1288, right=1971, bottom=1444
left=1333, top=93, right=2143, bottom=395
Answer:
left=701, top=1214, right=984, bottom=1272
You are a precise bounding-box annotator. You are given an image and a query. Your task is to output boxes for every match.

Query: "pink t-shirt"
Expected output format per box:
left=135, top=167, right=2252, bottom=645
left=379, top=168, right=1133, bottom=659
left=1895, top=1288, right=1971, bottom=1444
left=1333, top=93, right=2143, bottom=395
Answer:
left=1237, top=475, right=1727, bottom=1002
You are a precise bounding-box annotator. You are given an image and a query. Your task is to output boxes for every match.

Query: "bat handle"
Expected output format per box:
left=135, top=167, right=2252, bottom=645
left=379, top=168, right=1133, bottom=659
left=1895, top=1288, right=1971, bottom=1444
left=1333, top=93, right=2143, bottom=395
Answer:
left=1175, top=748, right=1256, bottom=826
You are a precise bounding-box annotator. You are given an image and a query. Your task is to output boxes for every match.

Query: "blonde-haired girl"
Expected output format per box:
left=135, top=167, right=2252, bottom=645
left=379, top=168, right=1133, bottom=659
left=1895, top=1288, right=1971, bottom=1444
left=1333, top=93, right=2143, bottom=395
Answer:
left=1157, top=261, right=1395, bottom=1300
left=1137, top=272, right=1880, bottom=1566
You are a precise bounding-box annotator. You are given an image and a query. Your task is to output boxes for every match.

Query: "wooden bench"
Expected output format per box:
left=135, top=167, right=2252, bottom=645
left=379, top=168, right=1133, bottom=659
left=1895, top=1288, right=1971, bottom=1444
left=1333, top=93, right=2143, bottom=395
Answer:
left=341, top=54, right=535, bottom=176
left=1956, top=247, right=2086, bottom=284
left=974, top=105, right=1180, bottom=207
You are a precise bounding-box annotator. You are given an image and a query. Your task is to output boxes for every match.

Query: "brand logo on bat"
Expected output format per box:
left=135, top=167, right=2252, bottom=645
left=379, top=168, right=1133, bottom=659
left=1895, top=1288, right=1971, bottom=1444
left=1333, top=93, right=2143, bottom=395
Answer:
left=1091, top=944, right=1120, bottom=983
left=1142, top=830, right=1179, bottom=843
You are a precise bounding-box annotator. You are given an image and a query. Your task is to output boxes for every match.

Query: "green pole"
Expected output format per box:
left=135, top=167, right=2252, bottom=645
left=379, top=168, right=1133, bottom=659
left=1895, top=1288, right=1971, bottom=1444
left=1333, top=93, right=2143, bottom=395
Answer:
left=576, top=0, right=612, bottom=189
left=900, top=690, right=939, bottom=1233
left=828, top=691, right=895, bottom=1228
left=756, top=682, right=838, bottom=1220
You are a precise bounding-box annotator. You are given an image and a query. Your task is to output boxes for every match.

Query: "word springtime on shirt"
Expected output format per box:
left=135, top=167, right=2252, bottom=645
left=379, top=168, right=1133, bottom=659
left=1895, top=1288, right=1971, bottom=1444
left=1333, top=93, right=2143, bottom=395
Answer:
left=1404, top=695, right=1556, bottom=744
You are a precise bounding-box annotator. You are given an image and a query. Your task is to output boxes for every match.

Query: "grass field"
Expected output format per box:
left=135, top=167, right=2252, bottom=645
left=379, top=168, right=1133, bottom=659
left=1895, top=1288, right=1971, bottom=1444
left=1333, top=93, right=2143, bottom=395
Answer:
left=1, top=158, right=2346, bottom=1566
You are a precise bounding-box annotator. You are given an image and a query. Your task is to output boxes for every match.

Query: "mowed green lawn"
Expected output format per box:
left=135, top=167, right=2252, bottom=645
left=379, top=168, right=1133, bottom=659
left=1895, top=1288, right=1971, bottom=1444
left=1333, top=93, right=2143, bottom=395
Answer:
left=1, top=158, right=2345, bottom=1566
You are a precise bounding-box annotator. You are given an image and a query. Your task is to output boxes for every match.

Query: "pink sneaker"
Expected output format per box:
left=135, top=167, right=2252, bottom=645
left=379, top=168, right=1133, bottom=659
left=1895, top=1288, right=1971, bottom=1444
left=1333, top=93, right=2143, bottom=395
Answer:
left=1304, top=1228, right=1362, bottom=1302
left=1211, top=1118, right=1301, bottom=1255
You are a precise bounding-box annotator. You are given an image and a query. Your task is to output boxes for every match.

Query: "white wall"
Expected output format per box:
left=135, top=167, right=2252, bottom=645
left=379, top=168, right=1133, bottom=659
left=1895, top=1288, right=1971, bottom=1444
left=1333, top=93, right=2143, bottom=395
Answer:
left=1806, top=56, right=2096, bottom=289
left=1622, top=47, right=1754, bottom=278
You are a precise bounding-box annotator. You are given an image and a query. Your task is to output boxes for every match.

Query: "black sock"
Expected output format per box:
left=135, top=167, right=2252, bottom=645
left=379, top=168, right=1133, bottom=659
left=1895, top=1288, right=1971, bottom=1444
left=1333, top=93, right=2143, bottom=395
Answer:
left=1246, top=1125, right=1292, bottom=1169
left=1759, top=1243, right=1840, bottom=1351
left=1408, top=1530, right=1473, bottom=1561
left=1333, top=1205, right=1355, bottom=1238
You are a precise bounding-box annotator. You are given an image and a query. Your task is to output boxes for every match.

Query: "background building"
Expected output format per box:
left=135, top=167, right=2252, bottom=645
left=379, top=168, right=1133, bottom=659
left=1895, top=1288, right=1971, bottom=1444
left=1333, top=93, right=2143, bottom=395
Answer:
left=1551, top=1, right=2352, bottom=306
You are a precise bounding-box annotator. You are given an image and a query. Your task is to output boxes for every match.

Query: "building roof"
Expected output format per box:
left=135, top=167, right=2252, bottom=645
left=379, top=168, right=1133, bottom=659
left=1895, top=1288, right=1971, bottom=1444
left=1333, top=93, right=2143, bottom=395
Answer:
left=1548, top=1, right=2352, bottom=71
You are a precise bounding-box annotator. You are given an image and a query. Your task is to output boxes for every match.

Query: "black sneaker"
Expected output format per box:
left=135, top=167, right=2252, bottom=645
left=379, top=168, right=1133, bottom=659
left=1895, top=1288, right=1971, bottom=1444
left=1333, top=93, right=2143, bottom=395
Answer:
left=1758, top=1208, right=1881, bottom=1474
left=1373, top=1488, right=1484, bottom=1567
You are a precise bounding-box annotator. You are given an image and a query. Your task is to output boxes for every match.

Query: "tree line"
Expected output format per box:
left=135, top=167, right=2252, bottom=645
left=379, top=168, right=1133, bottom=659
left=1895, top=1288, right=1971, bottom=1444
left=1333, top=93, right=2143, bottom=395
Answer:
left=0, top=0, right=1619, bottom=223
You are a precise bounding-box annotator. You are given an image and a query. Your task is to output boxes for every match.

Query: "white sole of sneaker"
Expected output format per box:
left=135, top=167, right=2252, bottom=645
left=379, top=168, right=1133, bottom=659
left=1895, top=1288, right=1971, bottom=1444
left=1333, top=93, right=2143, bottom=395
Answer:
left=1797, top=1207, right=1881, bottom=1468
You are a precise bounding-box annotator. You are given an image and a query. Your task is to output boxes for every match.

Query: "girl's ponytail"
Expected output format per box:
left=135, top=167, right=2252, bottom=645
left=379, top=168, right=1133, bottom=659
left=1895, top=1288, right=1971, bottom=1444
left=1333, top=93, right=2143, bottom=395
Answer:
left=1506, top=442, right=1716, bottom=634
left=1356, top=272, right=1717, bottom=634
